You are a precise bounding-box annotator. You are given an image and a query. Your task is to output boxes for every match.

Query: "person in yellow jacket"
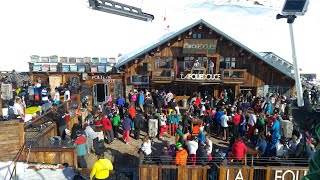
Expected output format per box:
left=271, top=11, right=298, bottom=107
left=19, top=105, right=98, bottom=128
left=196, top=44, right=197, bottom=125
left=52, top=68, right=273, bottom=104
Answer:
left=90, top=153, right=113, bottom=180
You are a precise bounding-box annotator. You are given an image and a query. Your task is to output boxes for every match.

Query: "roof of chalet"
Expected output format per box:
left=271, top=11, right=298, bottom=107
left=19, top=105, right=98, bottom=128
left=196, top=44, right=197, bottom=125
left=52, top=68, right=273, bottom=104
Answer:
left=116, top=19, right=294, bottom=80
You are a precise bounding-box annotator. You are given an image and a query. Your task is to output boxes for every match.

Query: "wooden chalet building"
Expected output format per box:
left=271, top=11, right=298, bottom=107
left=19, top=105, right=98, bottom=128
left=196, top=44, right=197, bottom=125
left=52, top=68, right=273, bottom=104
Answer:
left=116, top=19, right=295, bottom=104
left=28, top=56, right=124, bottom=104
left=27, top=19, right=296, bottom=106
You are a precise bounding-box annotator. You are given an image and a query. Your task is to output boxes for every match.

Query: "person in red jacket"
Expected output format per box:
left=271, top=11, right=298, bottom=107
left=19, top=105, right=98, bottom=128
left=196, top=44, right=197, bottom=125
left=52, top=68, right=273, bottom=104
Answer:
left=230, top=136, right=247, bottom=161
left=101, top=114, right=114, bottom=144
left=128, top=105, right=137, bottom=120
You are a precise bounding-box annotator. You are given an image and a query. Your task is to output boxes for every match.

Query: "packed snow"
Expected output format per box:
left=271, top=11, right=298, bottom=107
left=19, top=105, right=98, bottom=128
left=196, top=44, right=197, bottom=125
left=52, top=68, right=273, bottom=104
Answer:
left=0, top=161, right=77, bottom=180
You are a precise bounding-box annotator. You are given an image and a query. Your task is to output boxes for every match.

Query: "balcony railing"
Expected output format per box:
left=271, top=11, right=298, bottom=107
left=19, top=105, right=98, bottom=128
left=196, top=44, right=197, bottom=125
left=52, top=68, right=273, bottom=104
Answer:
left=221, top=69, right=247, bottom=81
left=152, top=69, right=175, bottom=81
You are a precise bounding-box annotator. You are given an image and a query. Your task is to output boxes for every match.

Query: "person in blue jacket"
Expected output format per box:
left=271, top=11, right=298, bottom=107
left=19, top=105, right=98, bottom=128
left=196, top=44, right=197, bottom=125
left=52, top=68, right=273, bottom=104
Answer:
left=138, top=91, right=145, bottom=113
left=169, top=110, right=180, bottom=136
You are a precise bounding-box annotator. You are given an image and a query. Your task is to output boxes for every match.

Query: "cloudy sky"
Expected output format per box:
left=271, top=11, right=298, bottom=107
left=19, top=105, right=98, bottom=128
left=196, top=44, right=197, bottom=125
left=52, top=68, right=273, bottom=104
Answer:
left=0, top=0, right=319, bottom=77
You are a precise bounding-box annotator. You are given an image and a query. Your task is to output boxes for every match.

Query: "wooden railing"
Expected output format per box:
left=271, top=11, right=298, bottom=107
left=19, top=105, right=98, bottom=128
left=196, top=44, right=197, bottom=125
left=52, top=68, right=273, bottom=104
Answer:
left=221, top=69, right=247, bottom=81
left=151, top=69, right=174, bottom=81
left=139, top=165, right=210, bottom=180
left=22, top=147, right=78, bottom=169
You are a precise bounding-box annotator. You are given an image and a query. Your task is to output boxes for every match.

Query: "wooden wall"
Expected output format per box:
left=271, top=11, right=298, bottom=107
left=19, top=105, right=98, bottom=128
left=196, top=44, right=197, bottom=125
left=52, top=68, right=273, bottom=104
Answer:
left=0, top=120, right=24, bottom=162
left=22, top=147, right=78, bottom=169
left=123, top=23, right=295, bottom=92
left=139, top=165, right=209, bottom=180
left=35, top=123, right=57, bottom=147
left=219, top=166, right=308, bottom=180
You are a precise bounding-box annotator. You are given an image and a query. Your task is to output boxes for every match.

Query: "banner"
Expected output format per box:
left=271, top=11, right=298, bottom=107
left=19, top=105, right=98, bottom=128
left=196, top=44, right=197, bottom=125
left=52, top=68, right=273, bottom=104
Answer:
left=183, top=39, right=217, bottom=54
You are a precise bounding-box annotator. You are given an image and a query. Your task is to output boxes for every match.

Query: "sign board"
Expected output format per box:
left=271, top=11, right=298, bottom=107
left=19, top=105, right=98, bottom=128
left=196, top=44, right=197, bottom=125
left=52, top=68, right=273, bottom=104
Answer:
left=100, top=57, right=107, bottom=64
left=92, top=57, right=99, bottom=64
left=78, top=65, right=85, bottom=72
left=70, top=65, right=78, bottom=72
left=180, top=73, right=221, bottom=80
left=183, top=39, right=218, bottom=54
left=62, top=65, right=70, bottom=72
left=69, top=57, right=76, bottom=63
left=32, top=65, right=41, bottom=71
left=41, top=57, right=49, bottom=63
left=30, top=55, right=40, bottom=63
left=41, top=64, right=50, bottom=72
left=84, top=57, right=91, bottom=63
left=60, top=57, right=68, bottom=63
left=49, top=55, right=58, bottom=63
left=91, top=67, right=98, bottom=73
left=91, top=75, right=116, bottom=83
left=98, top=66, right=106, bottom=72
left=76, top=58, right=84, bottom=63
left=50, top=65, right=57, bottom=72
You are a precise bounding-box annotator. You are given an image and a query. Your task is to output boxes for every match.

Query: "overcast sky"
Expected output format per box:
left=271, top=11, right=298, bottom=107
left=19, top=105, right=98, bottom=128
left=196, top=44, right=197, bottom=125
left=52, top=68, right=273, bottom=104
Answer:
left=0, top=0, right=319, bottom=77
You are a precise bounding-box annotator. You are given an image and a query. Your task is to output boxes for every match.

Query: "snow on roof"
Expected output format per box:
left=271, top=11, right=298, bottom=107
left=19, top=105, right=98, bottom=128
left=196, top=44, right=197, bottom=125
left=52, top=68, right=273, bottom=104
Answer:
left=116, top=19, right=294, bottom=80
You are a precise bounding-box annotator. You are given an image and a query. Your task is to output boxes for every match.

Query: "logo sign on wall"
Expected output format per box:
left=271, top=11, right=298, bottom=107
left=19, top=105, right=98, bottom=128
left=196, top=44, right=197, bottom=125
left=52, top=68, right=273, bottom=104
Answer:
left=183, top=39, right=218, bottom=54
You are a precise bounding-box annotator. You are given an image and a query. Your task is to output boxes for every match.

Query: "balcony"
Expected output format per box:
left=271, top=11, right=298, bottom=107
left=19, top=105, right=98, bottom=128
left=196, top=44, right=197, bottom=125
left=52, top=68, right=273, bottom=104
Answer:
left=151, top=69, right=175, bottom=82
left=221, top=69, right=246, bottom=82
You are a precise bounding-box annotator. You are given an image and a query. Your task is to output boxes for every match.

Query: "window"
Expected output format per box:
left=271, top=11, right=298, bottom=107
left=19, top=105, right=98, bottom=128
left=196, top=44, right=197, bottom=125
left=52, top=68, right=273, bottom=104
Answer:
left=184, top=56, right=194, bottom=70
left=192, top=33, right=202, bottom=39
left=197, top=56, right=207, bottom=67
left=114, top=82, right=123, bottom=98
left=192, top=34, right=197, bottom=39
left=225, top=57, right=236, bottom=69
left=130, top=75, right=149, bottom=84
left=155, top=57, right=160, bottom=68
left=168, top=57, right=173, bottom=68
left=162, top=57, right=167, bottom=67
left=155, top=56, right=173, bottom=68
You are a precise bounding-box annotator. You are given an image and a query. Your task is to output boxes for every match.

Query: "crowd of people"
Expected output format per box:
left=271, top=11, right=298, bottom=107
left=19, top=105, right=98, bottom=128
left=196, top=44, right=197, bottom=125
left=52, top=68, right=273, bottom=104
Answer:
left=4, top=78, right=319, bottom=178
left=6, top=79, right=71, bottom=122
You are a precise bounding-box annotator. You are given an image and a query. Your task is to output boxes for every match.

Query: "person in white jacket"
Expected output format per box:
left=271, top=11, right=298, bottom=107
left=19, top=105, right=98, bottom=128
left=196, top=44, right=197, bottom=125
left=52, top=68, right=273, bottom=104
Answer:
left=141, top=136, right=152, bottom=156
left=187, top=136, right=199, bottom=165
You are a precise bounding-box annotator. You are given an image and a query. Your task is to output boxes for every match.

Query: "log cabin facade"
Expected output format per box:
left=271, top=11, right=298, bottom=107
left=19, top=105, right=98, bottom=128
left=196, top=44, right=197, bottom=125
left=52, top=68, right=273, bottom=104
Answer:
left=27, top=19, right=296, bottom=105
left=28, top=56, right=124, bottom=104
left=116, top=19, right=295, bottom=104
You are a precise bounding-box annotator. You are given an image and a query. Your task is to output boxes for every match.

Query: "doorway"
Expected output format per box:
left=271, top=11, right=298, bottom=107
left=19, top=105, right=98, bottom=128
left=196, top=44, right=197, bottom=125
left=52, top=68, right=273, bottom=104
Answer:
left=93, top=84, right=108, bottom=104
left=49, top=75, right=62, bottom=96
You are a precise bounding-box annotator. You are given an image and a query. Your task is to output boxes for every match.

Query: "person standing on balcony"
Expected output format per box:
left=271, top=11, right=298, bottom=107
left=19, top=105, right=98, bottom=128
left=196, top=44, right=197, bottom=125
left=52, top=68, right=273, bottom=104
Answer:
left=209, top=60, right=214, bottom=74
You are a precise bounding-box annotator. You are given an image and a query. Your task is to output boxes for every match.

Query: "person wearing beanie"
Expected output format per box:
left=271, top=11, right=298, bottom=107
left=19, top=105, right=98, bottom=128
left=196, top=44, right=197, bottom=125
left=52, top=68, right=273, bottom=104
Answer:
left=73, top=131, right=88, bottom=168
left=175, top=142, right=188, bottom=166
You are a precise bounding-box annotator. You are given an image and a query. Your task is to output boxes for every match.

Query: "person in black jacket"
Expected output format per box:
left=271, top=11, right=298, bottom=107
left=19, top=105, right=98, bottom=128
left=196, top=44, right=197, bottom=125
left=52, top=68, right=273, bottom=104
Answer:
left=196, top=143, right=209, bottom=166
left=134, top=113, right=143, bottom=140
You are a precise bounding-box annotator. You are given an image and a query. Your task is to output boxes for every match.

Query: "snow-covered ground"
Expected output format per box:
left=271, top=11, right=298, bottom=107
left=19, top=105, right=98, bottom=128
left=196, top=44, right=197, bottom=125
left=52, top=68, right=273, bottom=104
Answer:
left=0, top=162, right=77, bottom=180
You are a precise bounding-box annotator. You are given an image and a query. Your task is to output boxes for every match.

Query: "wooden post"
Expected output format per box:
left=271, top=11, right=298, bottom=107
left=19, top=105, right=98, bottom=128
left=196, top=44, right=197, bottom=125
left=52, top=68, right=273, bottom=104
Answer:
left=219, top=166, right=226, bottom=180
left=265, top=167, right=270, bottom=180
left=249, top=168, right=254, bottom=180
